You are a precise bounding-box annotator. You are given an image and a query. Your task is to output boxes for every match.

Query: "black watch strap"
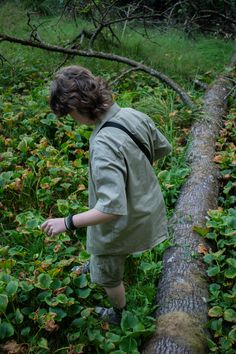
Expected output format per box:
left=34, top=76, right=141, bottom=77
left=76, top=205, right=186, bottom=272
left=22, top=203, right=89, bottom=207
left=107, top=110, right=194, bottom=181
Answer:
left=64, top=215, right=76, bottom=231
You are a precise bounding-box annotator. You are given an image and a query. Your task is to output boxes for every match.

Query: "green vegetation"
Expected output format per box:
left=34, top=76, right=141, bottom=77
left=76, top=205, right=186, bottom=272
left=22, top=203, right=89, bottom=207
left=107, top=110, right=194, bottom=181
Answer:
left=200, top=107, right=236, bottom=354
left=0, top=2, right=234, bottom=86
left=0, top=2, right=235, bottom=353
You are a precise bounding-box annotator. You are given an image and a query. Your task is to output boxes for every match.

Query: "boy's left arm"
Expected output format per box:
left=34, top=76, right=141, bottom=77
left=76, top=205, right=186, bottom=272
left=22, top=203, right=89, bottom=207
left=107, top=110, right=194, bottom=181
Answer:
left=148, top=120, right=172, bottom=161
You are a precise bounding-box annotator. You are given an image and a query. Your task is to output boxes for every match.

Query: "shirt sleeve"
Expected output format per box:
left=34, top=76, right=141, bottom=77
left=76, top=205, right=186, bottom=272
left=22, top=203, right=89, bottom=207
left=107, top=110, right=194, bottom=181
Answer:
left=91, top=150, right=127, bottom=215
left=148, top=120, right=172, bottom=160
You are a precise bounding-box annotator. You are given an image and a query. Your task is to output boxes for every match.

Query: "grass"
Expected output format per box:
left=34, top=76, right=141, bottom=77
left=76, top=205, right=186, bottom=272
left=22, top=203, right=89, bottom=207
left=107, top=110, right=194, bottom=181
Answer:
left=0, top=2, right=235, bottom=88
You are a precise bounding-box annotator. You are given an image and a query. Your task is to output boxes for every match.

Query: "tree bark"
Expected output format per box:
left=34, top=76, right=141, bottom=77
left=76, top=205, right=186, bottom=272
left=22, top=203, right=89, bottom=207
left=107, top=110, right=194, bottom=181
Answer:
left=0, top=33, right=194, bottom=108
left=142, top=53, right=236, bottom=354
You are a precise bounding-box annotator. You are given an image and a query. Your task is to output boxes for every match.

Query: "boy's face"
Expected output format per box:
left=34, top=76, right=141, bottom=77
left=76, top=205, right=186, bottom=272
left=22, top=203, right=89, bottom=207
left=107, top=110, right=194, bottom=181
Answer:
left=69, top=110, right=94, bottom=125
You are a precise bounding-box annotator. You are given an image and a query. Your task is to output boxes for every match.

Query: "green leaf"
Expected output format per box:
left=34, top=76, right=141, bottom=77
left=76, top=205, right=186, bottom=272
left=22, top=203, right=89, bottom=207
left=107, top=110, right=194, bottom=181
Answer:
left=71, top=317, right=86, bottom=328
left=119, top=336, right=138, bottom=352
left=208, top=306, right=223, bottom=317
left=57, top=199, right=69, bottom=215
left=204, top=253, right=214, bottom=264
left=88, top=328, right=104, bottom=342
left=76, top=288, right=91, bottom=298
left=106, top=332, right=121, bottom=343
left=15, top=308, right=24, bottom=324
left=209, top=283, right=221, bottom=292
left=21, top=326, right=31, bottom=337
left=100, top=340, right=115, bottom=351
left=224, top=309, right=236, bottom=322
left=121, top=311, right=142, bottom=332
left=21, top=307, right=34, bottom=315
left=74, top=274, right=88, bottom=288
left=76, top=250, right=90, bottom=262
left=49, top=307, right=67, bottom=321
left=0, top=321, right=14, bottom=339
left=68, top=331, right=81, bottom=342
left=69, top=304, right=83, bottom=315
left=203, top=232, right=217, bottom=241
left=140, top=261, right=159, bottom=272
left=37, top=290, right=52, bottom=302
left=192, top=226, right=209, bottom=236
left=226, top=258, right=236, bottom=268
left=5, top=280, right=19, bottom=297
left=206, top=337, right=218, bottom=351
left=36, top=273, right=53, bottom=289
left=0, top=272, right=11, bottom=283
left=209, top=318, right=223, bottom=335
left=219, top=336, right=232, bottom=350
left=207, top=265, right=221, bottom=277
left=17, top=136, right=34, bottom=153
left=228, top=327, right=236, bottom=341
left=38, top=337, right=49, bottom=349
left=20, top=281, right=34, bottom=293
left=0, top=246, right=9, bottom=256
left=75, top=344, right=85, bottom=353
left=81, top=307, right=94, bottom=318
left=41, top=113, right=57, bottom=125
left=225, top=267, right=236, bottom=279
left=54, top=294, right=67, bottom=304
left=0, top=294, right=8, bottom=312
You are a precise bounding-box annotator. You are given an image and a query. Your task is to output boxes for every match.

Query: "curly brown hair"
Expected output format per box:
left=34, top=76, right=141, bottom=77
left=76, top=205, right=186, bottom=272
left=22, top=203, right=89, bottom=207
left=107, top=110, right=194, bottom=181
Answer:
left=49, top=65, right=113, bottom=120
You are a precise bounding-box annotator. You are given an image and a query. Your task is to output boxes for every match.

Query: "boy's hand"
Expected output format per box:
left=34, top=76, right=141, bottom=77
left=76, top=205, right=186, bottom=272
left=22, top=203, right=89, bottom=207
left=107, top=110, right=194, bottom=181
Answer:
left=41, top=218, right=66, bottom=236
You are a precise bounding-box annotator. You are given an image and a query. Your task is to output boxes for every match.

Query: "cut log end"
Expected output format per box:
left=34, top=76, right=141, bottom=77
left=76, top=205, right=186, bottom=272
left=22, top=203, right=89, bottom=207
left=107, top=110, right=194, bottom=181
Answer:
left=143, top=311, right=207, bottom=354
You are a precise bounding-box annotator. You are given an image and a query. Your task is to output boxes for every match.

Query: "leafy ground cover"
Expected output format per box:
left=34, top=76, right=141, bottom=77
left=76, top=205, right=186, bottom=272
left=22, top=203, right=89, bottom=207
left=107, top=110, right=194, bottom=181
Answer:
left=0, top=68, right=190, bottom=353
left=196, top=106, right=236, bottom=353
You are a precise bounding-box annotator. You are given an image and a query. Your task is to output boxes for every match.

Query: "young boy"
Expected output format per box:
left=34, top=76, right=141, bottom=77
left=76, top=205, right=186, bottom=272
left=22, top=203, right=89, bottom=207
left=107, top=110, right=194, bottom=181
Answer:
left=41, top=65, right=172, bottom=325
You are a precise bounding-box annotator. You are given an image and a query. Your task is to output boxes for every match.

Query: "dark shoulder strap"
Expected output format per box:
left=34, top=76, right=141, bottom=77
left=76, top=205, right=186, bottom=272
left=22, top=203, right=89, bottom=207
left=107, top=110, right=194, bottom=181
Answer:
left=99, top=121, right=152, bottom=164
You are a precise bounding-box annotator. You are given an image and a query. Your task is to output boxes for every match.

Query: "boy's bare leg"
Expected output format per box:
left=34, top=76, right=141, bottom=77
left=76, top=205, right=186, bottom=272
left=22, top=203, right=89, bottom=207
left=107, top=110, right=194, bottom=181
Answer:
left=104, top=281, right=126, bottom=309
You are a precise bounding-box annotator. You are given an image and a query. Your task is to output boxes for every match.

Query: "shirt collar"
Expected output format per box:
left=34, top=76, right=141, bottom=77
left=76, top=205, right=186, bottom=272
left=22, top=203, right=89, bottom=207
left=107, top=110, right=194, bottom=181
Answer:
left=92, top=103, right=121, bottom=136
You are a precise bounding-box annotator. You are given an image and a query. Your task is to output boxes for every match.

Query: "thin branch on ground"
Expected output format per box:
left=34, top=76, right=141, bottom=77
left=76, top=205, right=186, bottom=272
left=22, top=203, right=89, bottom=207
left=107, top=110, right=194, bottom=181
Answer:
left=109, top=64, right=143, bottom=85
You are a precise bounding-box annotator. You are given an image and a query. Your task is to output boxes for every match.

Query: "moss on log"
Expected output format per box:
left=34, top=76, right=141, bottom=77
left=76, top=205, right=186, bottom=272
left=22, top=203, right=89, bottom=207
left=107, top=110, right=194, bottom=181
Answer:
left=142, top=54, right=236, bottom=354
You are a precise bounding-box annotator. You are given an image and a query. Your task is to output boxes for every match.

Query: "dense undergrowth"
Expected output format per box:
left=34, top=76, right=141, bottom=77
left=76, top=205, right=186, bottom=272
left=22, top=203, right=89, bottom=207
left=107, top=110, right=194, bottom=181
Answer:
left=199, top=106, right=236, bottom=354
left=0, top=65, right=190, bottom=353
left=0, top=2, right=235, bottom=353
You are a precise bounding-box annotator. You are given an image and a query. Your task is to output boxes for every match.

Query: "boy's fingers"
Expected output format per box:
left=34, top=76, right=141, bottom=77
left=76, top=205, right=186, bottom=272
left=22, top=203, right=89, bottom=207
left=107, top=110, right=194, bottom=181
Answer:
left=41, top=220, right=50, bottom=230
left=40, top=222, right=47, bottom=230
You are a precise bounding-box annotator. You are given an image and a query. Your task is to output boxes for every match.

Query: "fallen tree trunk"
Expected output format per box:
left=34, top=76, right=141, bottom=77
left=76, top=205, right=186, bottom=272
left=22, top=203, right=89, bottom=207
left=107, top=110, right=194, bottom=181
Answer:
left=142, top=53, right=236, bottom=354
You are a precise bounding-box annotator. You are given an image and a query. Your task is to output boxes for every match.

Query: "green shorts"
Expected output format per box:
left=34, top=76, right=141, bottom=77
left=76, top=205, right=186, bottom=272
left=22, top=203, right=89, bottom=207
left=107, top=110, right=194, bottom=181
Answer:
left=90, top=254, right=127, bottom=288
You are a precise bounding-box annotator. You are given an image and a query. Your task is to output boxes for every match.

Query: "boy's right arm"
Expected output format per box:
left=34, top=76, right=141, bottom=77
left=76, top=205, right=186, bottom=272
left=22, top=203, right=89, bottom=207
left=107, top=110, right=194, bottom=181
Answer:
left=41, top=208, right=119, bottom=237
left=72, top=208, right=118, bottom=228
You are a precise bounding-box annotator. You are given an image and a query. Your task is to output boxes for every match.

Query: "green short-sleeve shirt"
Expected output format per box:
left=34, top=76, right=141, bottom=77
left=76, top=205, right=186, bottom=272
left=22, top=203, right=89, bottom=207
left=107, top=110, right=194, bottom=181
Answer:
left=86, top=103, right=172, bottom=255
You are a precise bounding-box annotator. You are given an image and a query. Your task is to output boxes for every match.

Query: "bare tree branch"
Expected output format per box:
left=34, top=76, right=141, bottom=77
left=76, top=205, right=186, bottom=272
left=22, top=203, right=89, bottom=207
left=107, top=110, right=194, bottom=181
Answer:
left=88, top=10, right=164, bottom=48
left=109, top=64, right=143, bottom=85
left=199, top=9, right=236, bottom=25
left=0, top=33, right=194, bottom=108
left=193, top=79, right=208, bottom=90
left=27, top=12, right=42, bottom=43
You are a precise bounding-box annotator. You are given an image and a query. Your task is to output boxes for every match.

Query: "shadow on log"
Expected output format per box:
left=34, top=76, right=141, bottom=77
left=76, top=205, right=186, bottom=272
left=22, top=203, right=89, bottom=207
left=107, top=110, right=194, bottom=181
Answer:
left=142, top=53, right=236, bottom=354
